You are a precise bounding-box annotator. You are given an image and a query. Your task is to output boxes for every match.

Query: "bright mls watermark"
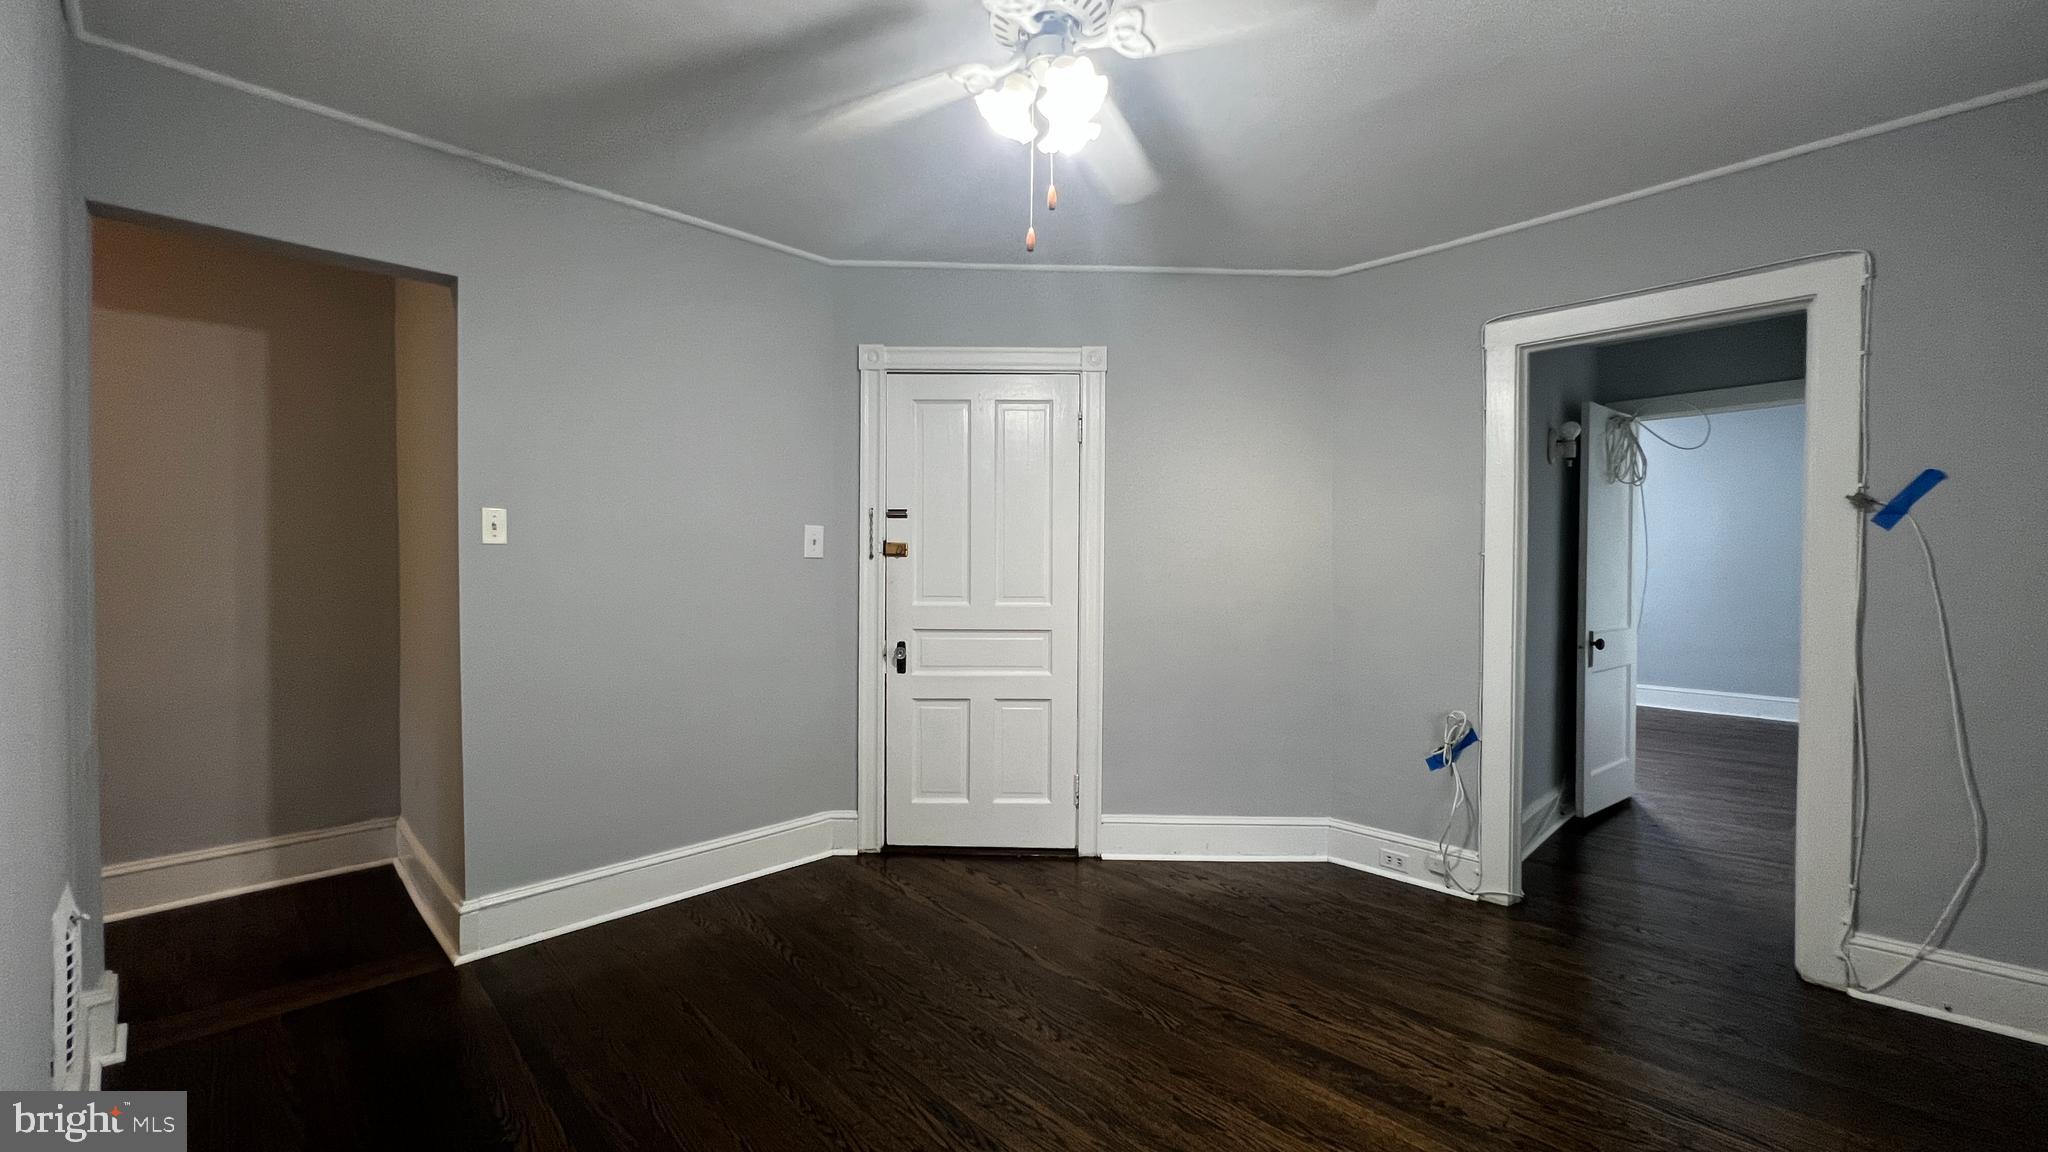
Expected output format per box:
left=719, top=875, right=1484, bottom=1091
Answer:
left=1, top=1094, right=184, bottom=1149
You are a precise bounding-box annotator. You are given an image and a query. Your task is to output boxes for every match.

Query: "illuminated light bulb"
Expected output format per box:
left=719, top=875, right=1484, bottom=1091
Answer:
left=1036, top=118, right=1101, bottom=155
left=975, top=73, right=1040, bottom=145
left=1036, top=54, right=1107, bottom=128
left=1034, top=55, right=1107, bottom=156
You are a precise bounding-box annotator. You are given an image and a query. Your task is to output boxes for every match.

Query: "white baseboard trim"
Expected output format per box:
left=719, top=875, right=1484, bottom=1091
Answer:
left=1520, top=790, right=1570, bottom=860
left=101, top=817, right=397, bottom=921
left=1844, top=933, right=2048, bottom=1046
left=1637, top=685, right=1799, bottom=722
left=394, top=818, right=466, bottom=964
left=1098, top=814, right=1328, bottom=861
left=1326, top=819, right=1483, bottom=900
left=1100, top=814, right=1481, bottom=900
left=448, top=810, right=859, bottom=963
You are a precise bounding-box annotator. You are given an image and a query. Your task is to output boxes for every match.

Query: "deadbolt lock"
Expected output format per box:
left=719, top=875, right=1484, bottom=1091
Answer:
left=882, top=541, right=909, bottom=557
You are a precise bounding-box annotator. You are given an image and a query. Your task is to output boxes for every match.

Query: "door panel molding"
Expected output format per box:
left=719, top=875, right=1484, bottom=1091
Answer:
left=857, top=345, right=1106, bottom=854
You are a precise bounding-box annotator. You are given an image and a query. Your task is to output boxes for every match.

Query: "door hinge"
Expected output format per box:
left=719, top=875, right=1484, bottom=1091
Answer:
left=1077, top=412, right=1084, bottom=443
left=866, top=507, right=875, bottom=560
left=1073, top=773, right=1081, bottom=806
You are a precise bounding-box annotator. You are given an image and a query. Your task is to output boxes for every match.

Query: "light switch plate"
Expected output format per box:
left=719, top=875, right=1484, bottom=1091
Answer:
left=481, top=507, right=507, bottom=545
left=803, top=524, right=825, bottom=558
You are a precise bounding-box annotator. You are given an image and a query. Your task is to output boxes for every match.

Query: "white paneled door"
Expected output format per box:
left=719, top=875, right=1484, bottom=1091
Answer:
left=883, top=373, right=1081, bottom=848
left=1578, top=400, right=1640, bottom=817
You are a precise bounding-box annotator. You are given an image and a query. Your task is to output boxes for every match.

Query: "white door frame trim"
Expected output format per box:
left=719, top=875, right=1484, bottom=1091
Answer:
left=856, top=345, right=1108, bottom=855
left=1479, top=254, right=1868, bottom=989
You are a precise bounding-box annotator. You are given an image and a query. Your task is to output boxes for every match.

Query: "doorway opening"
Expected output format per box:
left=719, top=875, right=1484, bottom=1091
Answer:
left=1520, top=313, right=1808, bottom=847
left=1513, top=314, right=1813, bottom=984
left=89, top=209, right=464, bottom=1043
left=1478, top=254, right=1868, bottom=990
left=854, top=346, right=1107, bottom=855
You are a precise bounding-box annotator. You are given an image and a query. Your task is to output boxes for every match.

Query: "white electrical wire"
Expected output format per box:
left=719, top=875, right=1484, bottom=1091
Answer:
left=1603, top=402, right=1712, bottom=487
left=1839, top=511, right=1987, bottom=994
left=1606, top=392, right=1985, bottom=994
left=1603, top=404, right=1711, bottom=632
left=1836, top=272, right=1879, bottom=988
left=1434, top=710, right=1478, bottom=895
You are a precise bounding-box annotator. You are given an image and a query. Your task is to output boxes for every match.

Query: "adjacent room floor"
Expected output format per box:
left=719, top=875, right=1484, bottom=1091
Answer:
left=106, top=709, right=2047, bottom=1150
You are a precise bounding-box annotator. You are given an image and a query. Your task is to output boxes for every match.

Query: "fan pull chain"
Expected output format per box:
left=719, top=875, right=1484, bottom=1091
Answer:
left=1047, top=151, right=1058, bottom=211
left=1025, top=143, right=1038, bottom=252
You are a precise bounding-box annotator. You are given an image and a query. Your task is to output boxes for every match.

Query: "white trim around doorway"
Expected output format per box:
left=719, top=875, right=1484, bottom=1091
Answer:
left=1477, top=254, right=1869, bottom=994
left=855, top=346, right=1108, bottom=855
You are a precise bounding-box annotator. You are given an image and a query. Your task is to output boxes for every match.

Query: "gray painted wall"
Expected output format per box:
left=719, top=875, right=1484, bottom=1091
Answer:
left=1331, top=89, right=2048, bottom=967
left=74, top=44, right=850, bottom=896
left=1596, top=313, right=1807, bottom=400
left=1638, top=405, right=1805, bottom=699
left=65, top=37, right=2048, bottom=976
left=834, top=271, right=1341, bottom=818
left=71, top=44, right=1343, bottom=899
left=2, top=0, right=81, bottom=1090
left=92, top=217, right=402, bottom=864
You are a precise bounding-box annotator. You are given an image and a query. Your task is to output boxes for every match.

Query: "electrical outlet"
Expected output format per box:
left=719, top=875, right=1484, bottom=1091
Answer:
left=1380, top=849, right=1409, bottom=873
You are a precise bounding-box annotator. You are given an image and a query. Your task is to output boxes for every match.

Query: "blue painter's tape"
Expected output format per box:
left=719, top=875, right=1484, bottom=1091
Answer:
left=1871, top=468, right=1948, bottom=530
left=1427, top=727, right=1479, bottom=772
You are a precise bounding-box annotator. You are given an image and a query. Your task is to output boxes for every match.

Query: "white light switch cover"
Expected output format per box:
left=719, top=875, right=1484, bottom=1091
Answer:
left=482, top=507, right=507, bottom=544
left=803, top=525, right=825, bottom=558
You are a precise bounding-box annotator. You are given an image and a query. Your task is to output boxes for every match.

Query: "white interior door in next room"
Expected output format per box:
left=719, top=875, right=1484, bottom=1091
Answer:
left=883, top=372, right=1081, bottom=849
left=1578, top=400, right=1640, bottom=817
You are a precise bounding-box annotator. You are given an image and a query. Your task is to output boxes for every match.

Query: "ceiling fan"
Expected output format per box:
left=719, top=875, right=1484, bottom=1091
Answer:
left=812, top=0, right=1333, bottom=251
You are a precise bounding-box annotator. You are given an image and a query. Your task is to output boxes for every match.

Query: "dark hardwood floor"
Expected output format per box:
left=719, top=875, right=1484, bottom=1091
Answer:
left=107, top=709, right=2048, bottom=1149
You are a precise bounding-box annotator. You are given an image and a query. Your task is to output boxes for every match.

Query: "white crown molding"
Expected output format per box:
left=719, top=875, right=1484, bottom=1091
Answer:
left=1324, top=76, right=2048, bottom=278
left=64, top=0, right=2048, bottom=280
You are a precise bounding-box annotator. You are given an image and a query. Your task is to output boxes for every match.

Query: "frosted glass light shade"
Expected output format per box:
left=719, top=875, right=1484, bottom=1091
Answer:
left=1035, top=55, right=1107, bottom=129
left=975, top=73, right=1040, bottom=144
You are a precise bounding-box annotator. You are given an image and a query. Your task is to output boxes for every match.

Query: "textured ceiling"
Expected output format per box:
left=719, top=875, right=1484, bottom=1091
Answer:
left=75, top=0, right=2048, bottom=270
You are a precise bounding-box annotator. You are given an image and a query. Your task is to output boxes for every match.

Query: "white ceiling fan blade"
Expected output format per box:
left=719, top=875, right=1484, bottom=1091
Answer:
left=1078, top=97, right=1162, bottom=205
left=1113, top=0, right=1337, bottom=57
left=806, top=70, right=972, bottom=139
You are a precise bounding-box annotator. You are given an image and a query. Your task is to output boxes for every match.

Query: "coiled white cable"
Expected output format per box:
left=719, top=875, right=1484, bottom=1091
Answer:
left=1434, top=710, right=1478, bottom=896
left=1603, top=405, right=1710, bottom=634
left=1603, top=403, right=1711, bottom=488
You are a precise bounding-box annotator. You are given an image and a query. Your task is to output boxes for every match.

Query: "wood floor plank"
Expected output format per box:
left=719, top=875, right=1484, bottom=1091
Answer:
left=102, top=711, right=2048, bottom=1149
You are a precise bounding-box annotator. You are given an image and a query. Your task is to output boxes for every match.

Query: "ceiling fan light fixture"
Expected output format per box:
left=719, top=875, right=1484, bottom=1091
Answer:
left=974, top=72, right=1041, bottom=144
left=1035, top=54, right=1108, bottom=128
